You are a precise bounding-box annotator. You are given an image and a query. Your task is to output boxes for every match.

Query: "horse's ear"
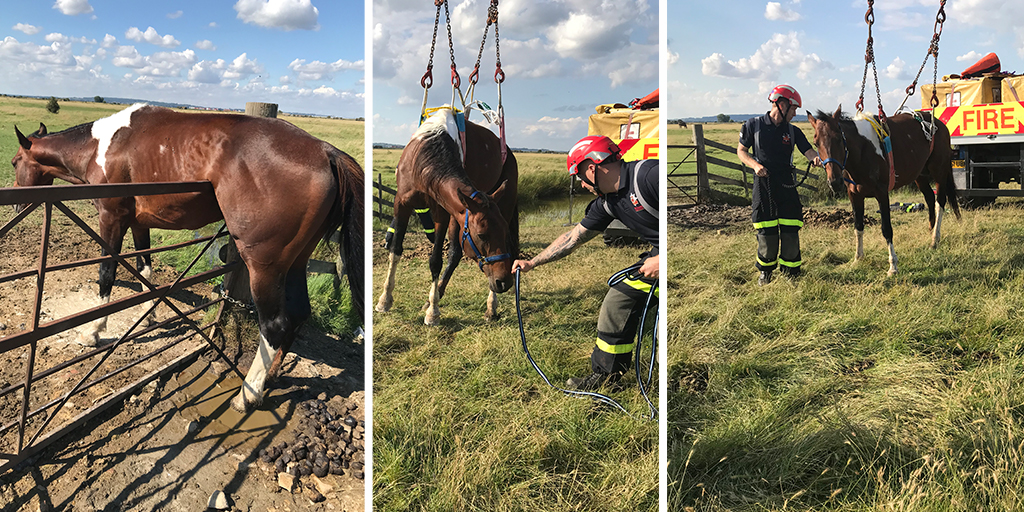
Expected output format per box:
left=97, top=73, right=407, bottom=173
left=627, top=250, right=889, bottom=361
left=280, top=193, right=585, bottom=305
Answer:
left=14, top=126, right=31, bottom=150
left=457, top=187, right=476, bottom=210
left=833, top=105, right=842, bottom=119
left=37, top=123, right=47, bottom=136
left=489, top=180, right=508, bottom=202
left=807, top=113, right=817, bottom=127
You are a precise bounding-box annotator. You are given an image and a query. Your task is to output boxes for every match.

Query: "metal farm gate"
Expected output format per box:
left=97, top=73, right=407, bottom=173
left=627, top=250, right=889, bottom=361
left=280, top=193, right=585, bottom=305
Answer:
left=0, top=182, right=247, bottom=474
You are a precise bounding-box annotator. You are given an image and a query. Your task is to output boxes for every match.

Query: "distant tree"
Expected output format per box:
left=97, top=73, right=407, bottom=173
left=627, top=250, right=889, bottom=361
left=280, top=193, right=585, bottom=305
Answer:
left=46, top=97, right=60, bottom=114
left=94, top=95, right=104, bottom=103
left=716, top=113, right=731, bottom=123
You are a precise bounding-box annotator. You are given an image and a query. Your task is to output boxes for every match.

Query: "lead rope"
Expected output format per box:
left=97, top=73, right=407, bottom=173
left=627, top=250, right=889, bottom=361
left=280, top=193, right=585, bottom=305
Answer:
left=514, top=267, right=658, bottom=420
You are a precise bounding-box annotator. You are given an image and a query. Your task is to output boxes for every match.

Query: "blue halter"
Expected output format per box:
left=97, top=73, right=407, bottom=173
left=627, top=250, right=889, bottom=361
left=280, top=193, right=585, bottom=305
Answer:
left=820, top=124, right=857, bottom=186
left=462, top=191, right=512, bottom=271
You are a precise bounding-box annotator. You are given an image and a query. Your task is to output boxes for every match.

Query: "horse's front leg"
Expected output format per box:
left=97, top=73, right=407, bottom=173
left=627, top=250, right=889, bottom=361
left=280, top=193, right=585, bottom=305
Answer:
left=877, top=194, right=898, bottom=275
left=131, top=226, right=157, bottom=328
left=424, top=216, right=452, bottom=326
left=78, top=213, right=128, bottom=347
left=376, top=208, right=411, bottom=313
left=850, top=193, right=866, bottom=262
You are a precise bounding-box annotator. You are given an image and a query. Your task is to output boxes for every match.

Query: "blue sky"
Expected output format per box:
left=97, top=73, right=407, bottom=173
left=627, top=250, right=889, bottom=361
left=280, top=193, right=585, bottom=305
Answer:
left=372, top=0, right=659, bottom=149
left=0, top=0, right=364, bottom=117
left=668, top=0, right=1024, bottom=119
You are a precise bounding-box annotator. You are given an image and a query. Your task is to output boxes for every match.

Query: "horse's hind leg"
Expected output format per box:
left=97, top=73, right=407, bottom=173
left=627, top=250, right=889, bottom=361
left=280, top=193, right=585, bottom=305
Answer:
left=131, top=227, right=157, bottom=327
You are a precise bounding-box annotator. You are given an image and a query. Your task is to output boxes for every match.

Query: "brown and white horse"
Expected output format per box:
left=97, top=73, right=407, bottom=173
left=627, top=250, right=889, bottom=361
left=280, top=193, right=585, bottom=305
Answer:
left=375, top=109, right=518, bottom=325
left=10, top=104, right=364, bottom=412
left=808, top=106, right=961, bottom=275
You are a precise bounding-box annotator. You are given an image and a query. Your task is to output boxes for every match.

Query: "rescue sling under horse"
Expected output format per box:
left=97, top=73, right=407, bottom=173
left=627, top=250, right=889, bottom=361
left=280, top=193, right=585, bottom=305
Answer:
left=375, top=109, right=518, bottom=325
left=9, top=104, right=364, bottom=413
left=808, top=106, right=960, bottom=275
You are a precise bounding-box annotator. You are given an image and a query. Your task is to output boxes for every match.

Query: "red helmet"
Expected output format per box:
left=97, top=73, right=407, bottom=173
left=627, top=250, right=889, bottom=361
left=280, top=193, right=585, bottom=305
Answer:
left=768, top=84, right=802, bottom=108
left=567, top=135, right=620, bottom=175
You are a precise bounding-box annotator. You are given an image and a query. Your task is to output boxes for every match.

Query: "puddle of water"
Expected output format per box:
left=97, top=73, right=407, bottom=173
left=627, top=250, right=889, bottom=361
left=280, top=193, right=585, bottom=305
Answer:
left=170, top=361, right=296, bottom=452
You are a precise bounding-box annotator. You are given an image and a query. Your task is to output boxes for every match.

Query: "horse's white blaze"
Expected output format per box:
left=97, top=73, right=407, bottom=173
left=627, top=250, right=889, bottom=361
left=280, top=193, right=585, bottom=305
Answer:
left=234, top=334, right=274, bottom=410
left=414, top=109, right=464, bottom=163
left=855, top=229, right=864, bottom=261
left=92, top=103, right=146, bottom=176
left=852, top=114, right=884, bottom=160
left=887, top=242, right=898, bottom=275
left=375, top=252, right=400, bottom=312
left=932, top=207, right=944, bottom=247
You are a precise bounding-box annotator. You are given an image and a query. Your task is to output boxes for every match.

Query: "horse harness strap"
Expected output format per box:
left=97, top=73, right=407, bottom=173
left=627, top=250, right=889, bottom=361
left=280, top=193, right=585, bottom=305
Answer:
left=860, top=114, right=897, bottom=191
left=462, top=190, right=511, bottom=271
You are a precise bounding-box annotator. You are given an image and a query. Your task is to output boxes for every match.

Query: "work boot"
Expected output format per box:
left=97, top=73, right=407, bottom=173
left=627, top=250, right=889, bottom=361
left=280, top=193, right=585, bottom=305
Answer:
left=781, top=267, right=801, bottom=280
left=566, top=371, right=623, bottom=392
left=758, top=270, right=772, bottom=286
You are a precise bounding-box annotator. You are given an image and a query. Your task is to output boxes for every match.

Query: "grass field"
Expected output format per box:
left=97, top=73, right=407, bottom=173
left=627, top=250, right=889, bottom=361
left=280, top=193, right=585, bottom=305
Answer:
left=372, top=210, right=658, bottom=508
left=0, top=96, right=364, bottom=334
left=667, top=190, right=1024, bottom=509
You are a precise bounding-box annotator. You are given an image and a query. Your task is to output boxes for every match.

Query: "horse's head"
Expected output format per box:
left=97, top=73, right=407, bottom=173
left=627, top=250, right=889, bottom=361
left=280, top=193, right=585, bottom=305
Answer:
left=457, top=181, right=513, bottom=294
left=808, top=106, right=848, bottom=197
left=10, top=124, right=56, bottom=212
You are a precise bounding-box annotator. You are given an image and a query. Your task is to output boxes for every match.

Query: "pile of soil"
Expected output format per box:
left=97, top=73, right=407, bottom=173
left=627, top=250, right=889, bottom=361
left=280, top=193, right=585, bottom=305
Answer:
left=668, top=203, right=877, bottom=231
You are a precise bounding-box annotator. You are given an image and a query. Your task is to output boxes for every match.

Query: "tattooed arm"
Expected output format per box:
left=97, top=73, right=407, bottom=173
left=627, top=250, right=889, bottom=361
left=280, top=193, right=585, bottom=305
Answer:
left=512, top=223, right=601, bottom=273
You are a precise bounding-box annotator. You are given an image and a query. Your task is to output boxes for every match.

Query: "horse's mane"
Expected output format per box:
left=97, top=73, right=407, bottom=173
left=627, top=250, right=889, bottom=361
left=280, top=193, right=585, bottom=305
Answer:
left=813, top=110, right=853, bottom=123
left=30, top=122, right=94, bottom=140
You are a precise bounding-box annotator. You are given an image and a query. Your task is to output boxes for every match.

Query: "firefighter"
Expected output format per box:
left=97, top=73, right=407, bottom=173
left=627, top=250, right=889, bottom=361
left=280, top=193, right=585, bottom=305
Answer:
left=512, top=135, right=659, bottom=391
left=737, top=84, right=822, bottom=285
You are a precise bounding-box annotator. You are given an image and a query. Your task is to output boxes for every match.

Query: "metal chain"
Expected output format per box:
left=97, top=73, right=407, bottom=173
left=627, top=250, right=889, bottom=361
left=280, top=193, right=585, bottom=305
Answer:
left=857, top=0, right=874, bottom=113
left=493, top=0, right=503, bottom=83
left=421, top=2, right=443, bottom=89
left=444, top=0, right=460, bottom=88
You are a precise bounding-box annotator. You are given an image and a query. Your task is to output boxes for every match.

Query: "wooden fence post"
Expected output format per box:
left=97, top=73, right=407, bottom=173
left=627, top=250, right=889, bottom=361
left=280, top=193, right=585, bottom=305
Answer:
left=694, top=124, right=711, bottom=203
left=244, top=102, right=278, bottom=118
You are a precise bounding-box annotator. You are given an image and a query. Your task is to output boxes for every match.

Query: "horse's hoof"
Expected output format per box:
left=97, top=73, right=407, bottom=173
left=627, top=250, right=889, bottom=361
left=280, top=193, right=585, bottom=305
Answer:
left=424, top=310, right=440, bottom=326
left=76, top=332, right=100, bottom=347
left=484, top=312, right=500, bottom=322
left=375, top=298, right=392, bottom=313
left=230, top=395, right=252, bottom=413
left=887, top=269, right=898, bottom=277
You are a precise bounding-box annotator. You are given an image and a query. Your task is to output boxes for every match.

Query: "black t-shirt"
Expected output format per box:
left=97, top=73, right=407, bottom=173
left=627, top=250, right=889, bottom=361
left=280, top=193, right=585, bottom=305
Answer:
left=739, top=113, right=812, bottom=172
left=580, top=159, right=659, bottom=256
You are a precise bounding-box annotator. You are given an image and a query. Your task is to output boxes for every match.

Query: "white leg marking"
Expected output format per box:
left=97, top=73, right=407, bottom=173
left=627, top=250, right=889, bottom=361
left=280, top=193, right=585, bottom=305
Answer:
left=231, top=334, right=274, bottom=412
left=485, top=289, right=498, bottom=321
left=375, top=252, right=399, bottom=313
left=424, top=279, right=441, bottom=326
left=855, top=230, right=864, bottom=261
left=887, top=242, right=898, bottom=276
left=140, top=264, right=152, bottom=281
left=931, top=207, right=944, bottom=249
left=77, top=295, right=110, bottom=347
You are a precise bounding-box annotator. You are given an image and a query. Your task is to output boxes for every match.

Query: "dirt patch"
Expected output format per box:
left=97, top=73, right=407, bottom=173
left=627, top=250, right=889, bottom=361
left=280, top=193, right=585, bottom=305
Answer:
left=0, top=207, right=364, bottom=511
left=668, top=204, right=877, bottom=231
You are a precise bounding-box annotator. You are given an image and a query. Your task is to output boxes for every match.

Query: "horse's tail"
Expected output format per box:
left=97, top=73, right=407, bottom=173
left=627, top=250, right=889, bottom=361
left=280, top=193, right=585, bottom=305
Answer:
left=326, top=147, right=365, bottom=328
left=945, top=164, right=962, bottom=220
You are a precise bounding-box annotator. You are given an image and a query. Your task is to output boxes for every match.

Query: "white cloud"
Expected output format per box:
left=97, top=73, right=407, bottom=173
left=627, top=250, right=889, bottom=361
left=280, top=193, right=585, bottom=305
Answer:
left=223, top=53, right=263, bottom=79
left=956, top=51, right=983, bottom=62
left=195, top=40, right=216, bottom=50
left=287, top=58, right=363, bottom=81
left=209, top=22, right=218, bottom=28
left=546, top=0, right=649, bottom=60
left=187, top=60, right=225, bottom=83
left=45, top=33, right=69, bottom=44
left=521, top=116, right=586, bottom=138
left=884, top=57, right=909, bottom=80
left=667, top=51, right=680, bottom=66
left=125, top=27, right=180, bottom=48
left=0, top=36, right=77, bottom=67
left=168, top=10, right=184, bottom=19
left=701, top=32, right=831, bottom=81
left=234, top=0, right=320, bottom=31
left=13, top=24, right=41, bottom=35
left=101, top=34, right=118, bottom=47
left=53, top=0, right=93, bottom=16
left=765, top=2, right=801, bottom=21
left=279, top=75, right=291, bottom=84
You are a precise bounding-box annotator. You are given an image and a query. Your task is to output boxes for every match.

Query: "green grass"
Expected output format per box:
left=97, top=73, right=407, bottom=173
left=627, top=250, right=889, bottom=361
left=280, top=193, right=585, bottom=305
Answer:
left=667, top=199, right=1024, bottom=510
left=373, top=223, right=658, bottom=511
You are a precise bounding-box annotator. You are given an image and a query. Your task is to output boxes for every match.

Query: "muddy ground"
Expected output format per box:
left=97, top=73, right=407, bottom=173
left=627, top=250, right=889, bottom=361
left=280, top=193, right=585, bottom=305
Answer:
left=668, top=203, right=879, bottom=231
left=0, top=206, right=365, bottom=511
